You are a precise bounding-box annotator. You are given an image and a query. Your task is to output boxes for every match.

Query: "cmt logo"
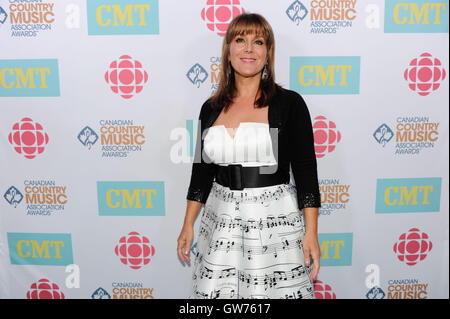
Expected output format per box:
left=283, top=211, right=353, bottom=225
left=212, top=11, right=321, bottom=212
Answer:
left=318, top=233, right=353, bottom=266
left=186, top=63, right=208, bottom=88
left=375, top=178, right=442, bottom=213
left=201, top=0, right=245, bottom=36
left=290, top=56, right=360, bottom=94
left=7, top=233, right=73, bottom=266
left=87, top=0, right=159, bottom=35
left=97, top=181, right=165, bottom=216
left=385, top=0, right=449, bottom=33
left=0, top=59, right=60, bottom=96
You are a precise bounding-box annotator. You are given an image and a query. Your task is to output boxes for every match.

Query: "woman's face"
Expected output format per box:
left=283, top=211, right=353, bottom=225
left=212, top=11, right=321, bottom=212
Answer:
left=228, top=32, right=268, bottom=80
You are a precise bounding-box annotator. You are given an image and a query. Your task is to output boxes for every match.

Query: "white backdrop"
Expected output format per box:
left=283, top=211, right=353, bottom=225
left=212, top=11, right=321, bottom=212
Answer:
left=0, top=0, right=448, bottom=299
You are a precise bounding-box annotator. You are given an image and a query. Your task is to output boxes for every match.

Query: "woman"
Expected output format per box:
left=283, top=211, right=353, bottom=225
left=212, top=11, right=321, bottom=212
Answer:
left=177, top=13, right=321, bottom=299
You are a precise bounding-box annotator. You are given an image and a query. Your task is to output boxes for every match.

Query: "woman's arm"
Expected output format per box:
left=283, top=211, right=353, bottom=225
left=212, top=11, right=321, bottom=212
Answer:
left=287, top=90, right=321, bottom=281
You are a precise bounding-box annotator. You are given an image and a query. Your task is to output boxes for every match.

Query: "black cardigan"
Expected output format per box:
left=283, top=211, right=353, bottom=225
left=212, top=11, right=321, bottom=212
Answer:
left=186, top=87, right=321, bottom=210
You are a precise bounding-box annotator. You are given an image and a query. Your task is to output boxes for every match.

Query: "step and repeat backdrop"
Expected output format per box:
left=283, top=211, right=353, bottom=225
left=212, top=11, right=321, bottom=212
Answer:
left=0, top=0, right=448, bottom=299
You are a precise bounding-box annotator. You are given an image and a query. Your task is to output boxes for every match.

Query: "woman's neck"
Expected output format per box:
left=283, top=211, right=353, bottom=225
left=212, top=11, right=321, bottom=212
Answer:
left=234, top=72, right=261, bottom=100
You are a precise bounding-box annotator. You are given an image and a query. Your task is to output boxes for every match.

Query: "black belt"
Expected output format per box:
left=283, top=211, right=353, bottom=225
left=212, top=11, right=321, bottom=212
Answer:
left=214, top=164, right=289, bottom=191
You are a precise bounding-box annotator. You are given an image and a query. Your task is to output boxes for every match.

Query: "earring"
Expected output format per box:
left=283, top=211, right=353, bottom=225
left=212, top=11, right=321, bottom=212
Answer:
left=262, top=65, right=268, bottom=80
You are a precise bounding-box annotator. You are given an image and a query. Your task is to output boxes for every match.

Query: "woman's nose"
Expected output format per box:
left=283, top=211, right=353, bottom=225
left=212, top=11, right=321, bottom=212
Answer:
left=244, top=41, right=253, bottom=52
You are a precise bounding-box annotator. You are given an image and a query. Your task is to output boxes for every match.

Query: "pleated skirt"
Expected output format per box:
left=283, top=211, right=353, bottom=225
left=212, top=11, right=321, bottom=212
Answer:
left=189, top=181, right=315, bottom=299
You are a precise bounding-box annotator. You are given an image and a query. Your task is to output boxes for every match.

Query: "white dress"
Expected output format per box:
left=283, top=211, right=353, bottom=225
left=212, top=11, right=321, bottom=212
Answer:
left=189, top=122, right=315, bottom=299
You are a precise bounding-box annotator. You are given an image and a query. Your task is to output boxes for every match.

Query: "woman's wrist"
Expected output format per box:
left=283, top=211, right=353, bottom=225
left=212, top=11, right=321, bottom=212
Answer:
left=183, top=220, right=194, bottom=228
left=305, top=229, right=318, bottom=236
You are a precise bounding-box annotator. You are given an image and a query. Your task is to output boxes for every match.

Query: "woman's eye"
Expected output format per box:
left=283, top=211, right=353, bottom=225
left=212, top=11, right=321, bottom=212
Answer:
left=235, top=38, right=244, bottom=43
left=255, top=40, right=264, bottom=45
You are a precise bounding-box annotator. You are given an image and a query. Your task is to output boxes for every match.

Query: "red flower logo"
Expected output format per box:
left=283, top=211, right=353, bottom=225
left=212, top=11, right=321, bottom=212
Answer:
left=201, top=0, right=245, bottom=36
left=313, top=116, right=341, bottom=158
left=115, top=231, right=156, bottom=269
left=105, top=55, right=149, bottom=99
left=313, top=280, right=336, bottom=299
left=404, top=53, right=446, bottom=96
left=8, top=117, right=49, bottom=159
left=393, top=228, right=432, bottom=266
left=27, top=279, right=65, bottom=299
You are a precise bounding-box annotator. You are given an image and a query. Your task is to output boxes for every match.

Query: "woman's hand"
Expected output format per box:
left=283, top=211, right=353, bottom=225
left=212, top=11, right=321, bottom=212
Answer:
left=302, top=231, right=320, bottom=282
left=177, top=224, right=194, bottom=264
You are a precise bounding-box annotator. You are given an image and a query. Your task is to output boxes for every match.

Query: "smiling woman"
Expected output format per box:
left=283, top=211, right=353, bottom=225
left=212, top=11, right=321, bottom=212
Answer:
left=211, top=13, right=278, bottom=112
left=178, top=13, right=321, bottom=300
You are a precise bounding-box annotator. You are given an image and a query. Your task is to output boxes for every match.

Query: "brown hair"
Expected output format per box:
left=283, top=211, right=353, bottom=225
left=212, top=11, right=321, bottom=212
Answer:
left=210, top=13, right=281, bottom=110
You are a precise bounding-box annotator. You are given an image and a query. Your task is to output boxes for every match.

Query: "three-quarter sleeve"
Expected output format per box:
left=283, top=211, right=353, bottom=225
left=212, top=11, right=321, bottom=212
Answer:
left=287, top=92, right=321, bottom=210
left=186, top=101, right=217, bottom=204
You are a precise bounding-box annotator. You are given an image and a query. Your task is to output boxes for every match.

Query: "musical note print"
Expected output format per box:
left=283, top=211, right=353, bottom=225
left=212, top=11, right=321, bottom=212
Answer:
left=189, top=181, right=315, bottom=299
left=188, top=127, right=315, bottom=299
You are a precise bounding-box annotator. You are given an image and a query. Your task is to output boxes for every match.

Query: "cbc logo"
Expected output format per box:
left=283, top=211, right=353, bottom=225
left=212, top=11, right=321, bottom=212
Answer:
left=27, top=278, right=65, bottom=299
left=8, top=117, right=49, bottom=159
left=393, top=228, right=433, bottom=266
left=201, top=0, right=245, bottom=36
left=404, top=53, right=446, bottom=96
left=313, top=280, right=336, bottom=299
left=313, top=115, right=341, bottom=159
left=105, top=55, right=149, bottom=99
left=115, top=231, right=156, bottom=269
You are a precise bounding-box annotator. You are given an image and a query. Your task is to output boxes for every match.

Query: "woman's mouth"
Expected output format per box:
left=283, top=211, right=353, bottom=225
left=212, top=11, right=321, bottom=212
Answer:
left=240, top=58, right=256, bottom=63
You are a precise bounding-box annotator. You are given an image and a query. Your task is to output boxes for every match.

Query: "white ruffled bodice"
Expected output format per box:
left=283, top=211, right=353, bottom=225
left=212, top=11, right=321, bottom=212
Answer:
left=203, top=122, right=277, bottom=167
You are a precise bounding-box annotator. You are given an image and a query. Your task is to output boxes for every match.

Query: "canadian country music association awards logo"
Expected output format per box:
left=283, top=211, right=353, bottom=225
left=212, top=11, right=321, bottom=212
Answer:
left=373, top=123, right=394, bottom=147
left=286, top=1, right=308, bottom=25
left=373, top=116, right=440, bottom=155
left=187, top=63, right=209, bottom=88
left=91, top=282, right=155, bottom=299
left=115, top=232, right=156, bottom=269
left=105, top=55, right=149, bottom=99
left=186, top=57, right=222, bottom=93
left=4, top=186, right=23, bottom=207
left=3, top=181, right=68, bottom=216
left=313, top=280, right=336, bottom=299
left=0, top=6, right=8, bottom=26
left=313, top=115, right=341, bottom=158
left=319, top=178, right=350, bottom=216
left=286, top=0, right=357, bottom=33
left=1, top=1, right=55, bottom=37
left=92, top=283, right=154, bottom=299
left=404, top=53, right=446, bottom=96
left=27, top=278, right=65, bottom=299
left=92, top=287, right=111, bottom=299
left=366, top=286, right=386, bottom=299
left=77, top=126, right=98, bottom=150
left=393, top=228, right=432, bottom=266
left=386, top=278, right=429, bottom=299
left=77, top=120, right=146, bottom=158
left=201, top=0, right=245, bottom=36
left=8, top=117, right=49, bottom=159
